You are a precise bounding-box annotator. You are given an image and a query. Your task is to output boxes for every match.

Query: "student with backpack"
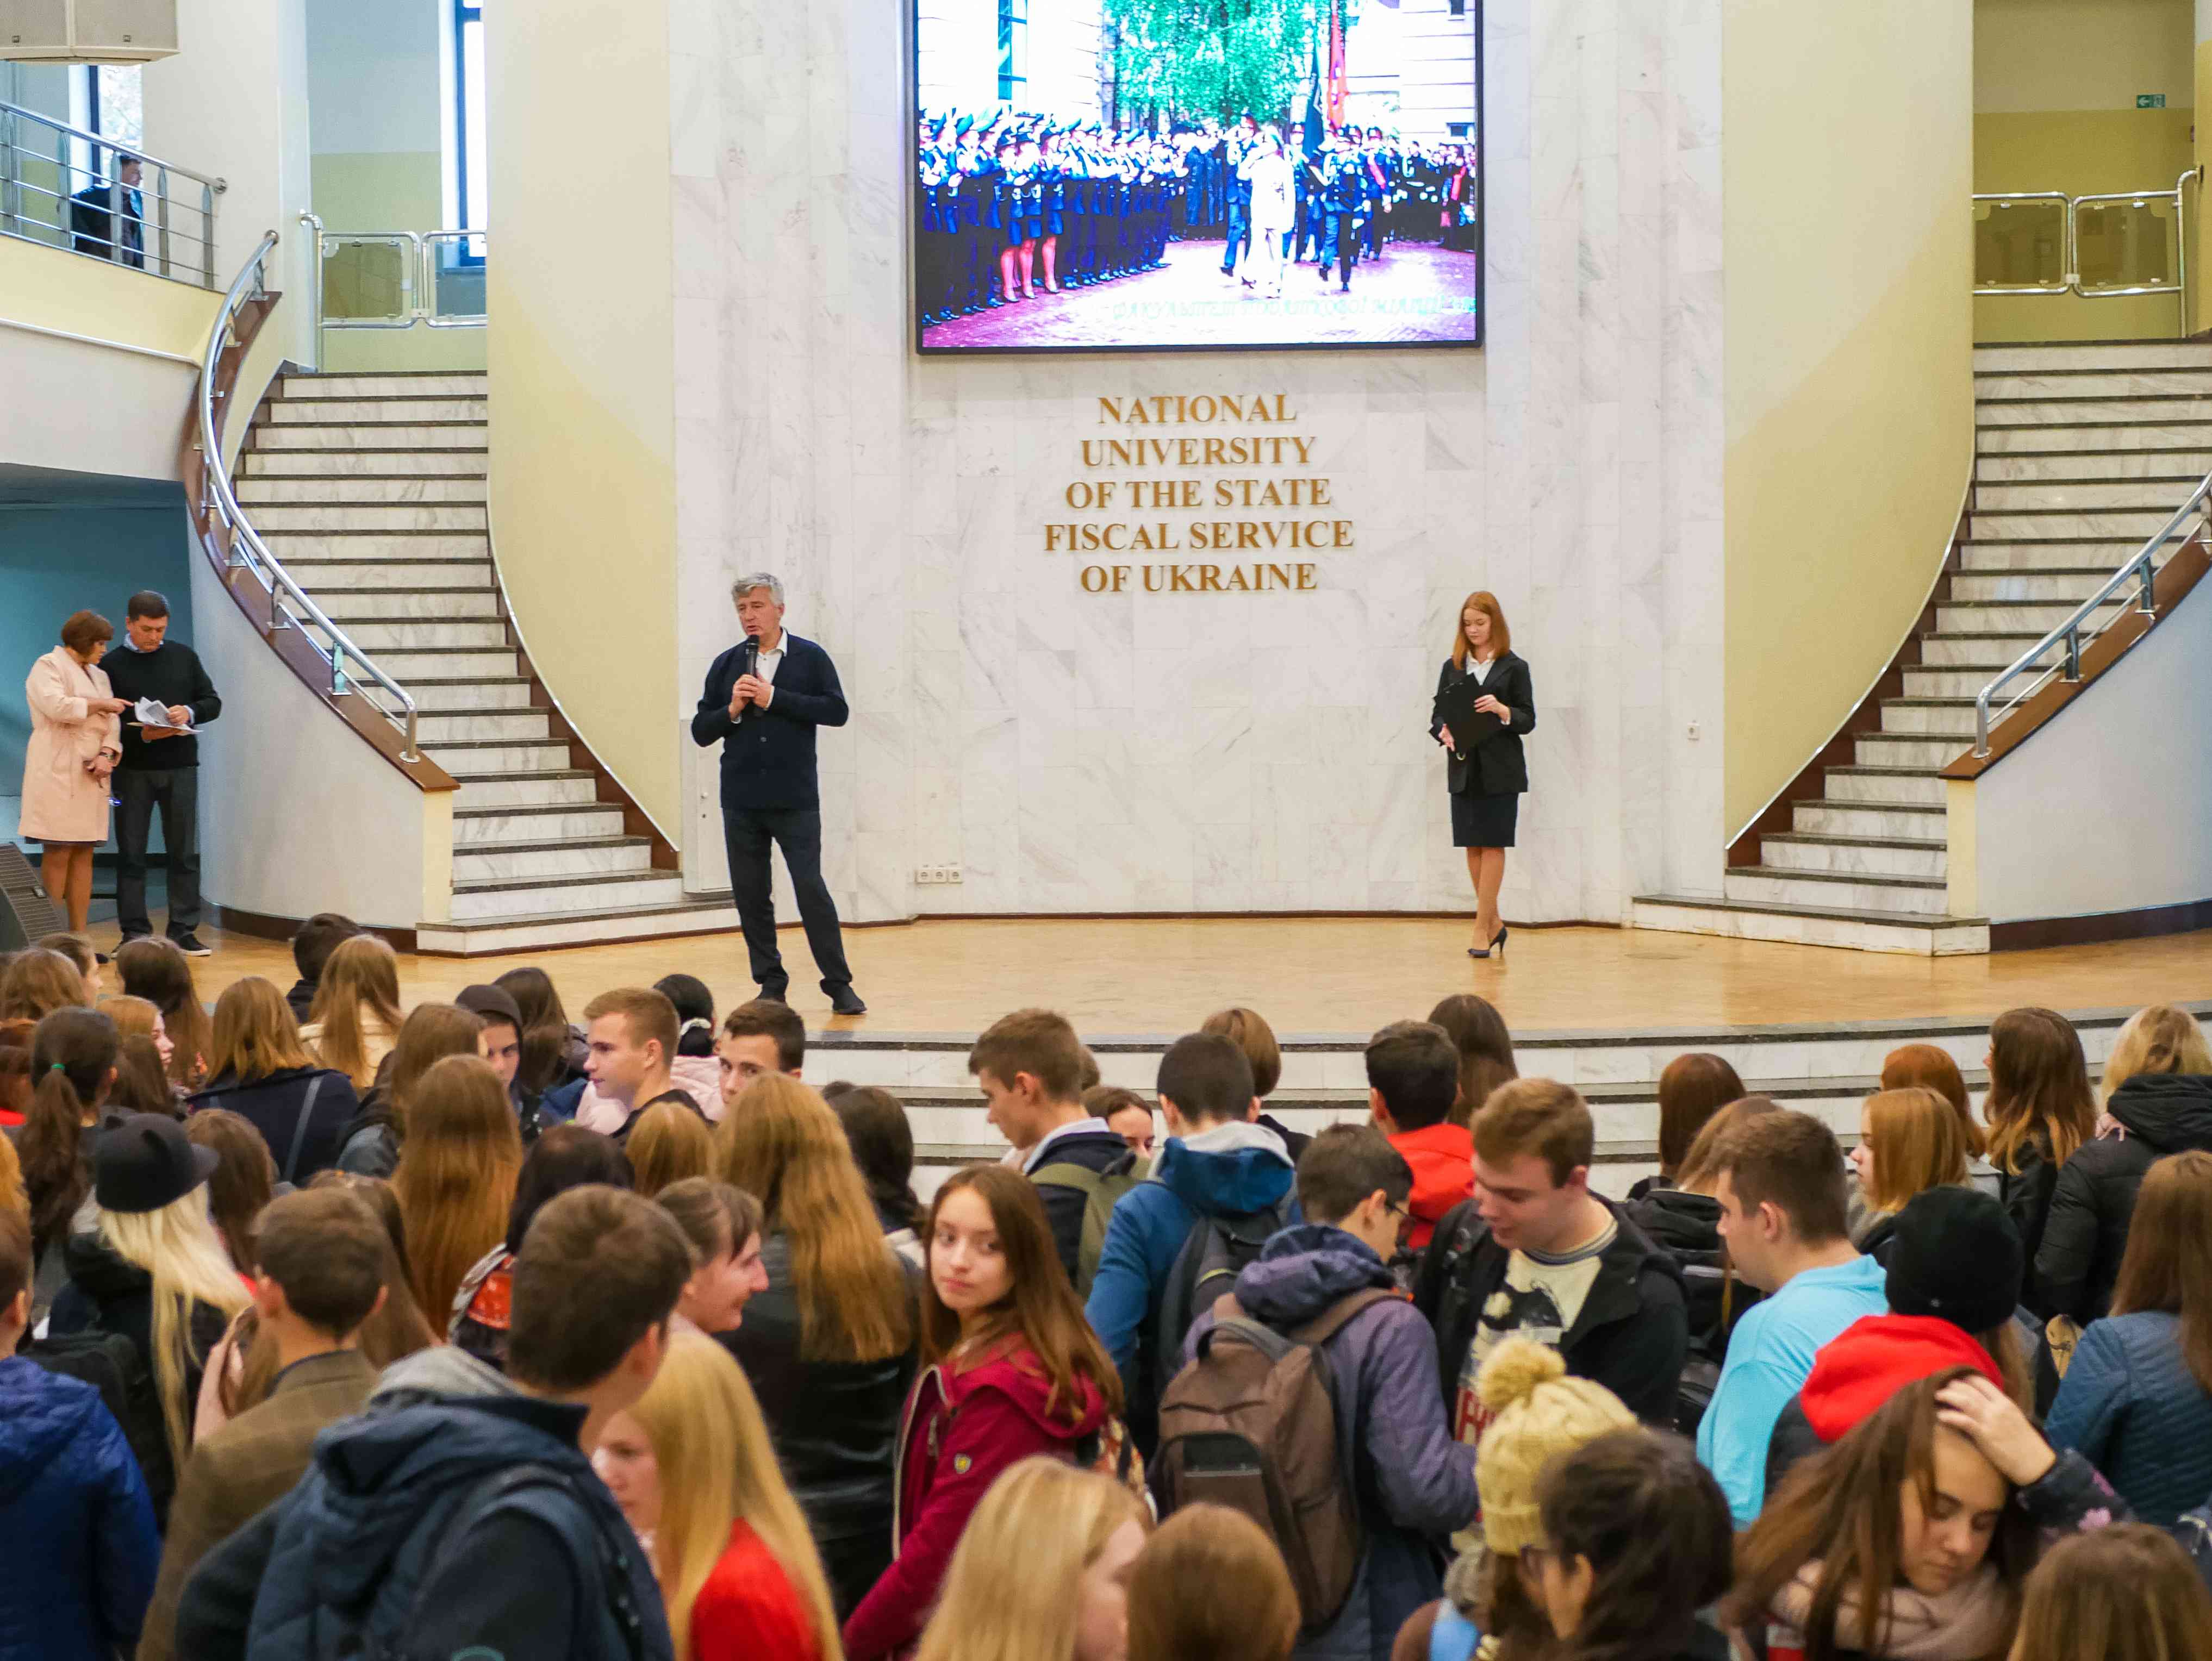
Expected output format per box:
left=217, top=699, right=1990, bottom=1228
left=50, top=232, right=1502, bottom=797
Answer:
left=843, top=1165, right=1119, bottom=1661
left=1086, top=1032, right=1299, bottom=1452
left=1158, top=1126, right=1478, bottom=1661
left=971, top=1008, right=1138, bottom=1290
left=174, top=1185, right=694, bottom=1661
left=0, top=1202, right=161, bottom=1661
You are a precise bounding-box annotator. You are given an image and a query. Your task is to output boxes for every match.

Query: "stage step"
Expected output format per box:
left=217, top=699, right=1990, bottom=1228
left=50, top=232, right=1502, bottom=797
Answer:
left=1756, top=833, right=1947, bottom=881
left=1628, top=895, right=1989, bottom=956
left=415, top=897, right=745, bottom=956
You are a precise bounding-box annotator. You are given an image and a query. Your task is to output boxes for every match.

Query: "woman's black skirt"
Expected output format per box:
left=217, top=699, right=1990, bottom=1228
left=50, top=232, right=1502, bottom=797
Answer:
left=1451, top=789, right=1518, bottom=849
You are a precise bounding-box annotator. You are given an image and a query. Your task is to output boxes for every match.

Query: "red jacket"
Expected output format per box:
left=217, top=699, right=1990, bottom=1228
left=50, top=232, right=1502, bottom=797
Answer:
left=840, top=1339, right=1109, bottom=1661
left=1387, top=1122, right=1475, bottom=1252
left=690, top=1518, right=822, bottom=1661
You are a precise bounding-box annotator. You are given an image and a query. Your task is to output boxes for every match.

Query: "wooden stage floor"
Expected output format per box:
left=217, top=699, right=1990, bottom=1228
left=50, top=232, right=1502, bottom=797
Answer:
left=114, top=916, right=2212, bottom=1040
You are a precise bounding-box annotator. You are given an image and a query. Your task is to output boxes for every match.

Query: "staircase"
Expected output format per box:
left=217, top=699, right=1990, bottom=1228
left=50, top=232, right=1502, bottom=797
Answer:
left=236, top=370, right=738, bottom=954
left=1635, top=339, right=2212, bottom=954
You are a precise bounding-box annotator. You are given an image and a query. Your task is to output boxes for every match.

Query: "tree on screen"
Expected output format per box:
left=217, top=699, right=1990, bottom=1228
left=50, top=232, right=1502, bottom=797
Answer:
left=1104, top=0, right=1322, bottom=125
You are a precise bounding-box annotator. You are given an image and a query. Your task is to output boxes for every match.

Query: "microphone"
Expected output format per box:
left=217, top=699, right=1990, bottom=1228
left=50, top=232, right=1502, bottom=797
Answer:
left=734, top=631, right=760, bottom=723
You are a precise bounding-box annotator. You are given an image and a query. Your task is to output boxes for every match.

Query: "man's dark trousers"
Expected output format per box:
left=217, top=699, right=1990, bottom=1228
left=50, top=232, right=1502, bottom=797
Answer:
left=116, top=767, right=201, bottom=939
left=722, top=807, right=851, bottom=998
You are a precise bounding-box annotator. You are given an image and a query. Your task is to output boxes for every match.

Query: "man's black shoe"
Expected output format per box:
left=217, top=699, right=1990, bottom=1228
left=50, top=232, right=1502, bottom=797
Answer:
left=758, top=985, right=789, bottom=1004
left=171, top=934, right=213, bottom=958
left=828, top=986, right=868, bottom=1017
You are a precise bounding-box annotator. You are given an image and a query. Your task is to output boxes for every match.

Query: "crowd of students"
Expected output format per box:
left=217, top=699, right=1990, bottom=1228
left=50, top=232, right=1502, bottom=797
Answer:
left=3, top=921, right=2211, bottom=1661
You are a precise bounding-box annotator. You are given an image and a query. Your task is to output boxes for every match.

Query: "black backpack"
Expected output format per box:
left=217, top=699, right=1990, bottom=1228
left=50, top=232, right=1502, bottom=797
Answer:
left=1148, top=1196, right=1297, bottom=1402
left=21, top=1328, right=171, bottom=1509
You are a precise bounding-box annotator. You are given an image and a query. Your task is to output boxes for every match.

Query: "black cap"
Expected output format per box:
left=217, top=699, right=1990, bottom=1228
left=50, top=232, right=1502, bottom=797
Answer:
left=1885, top=1187, right=2023, bottom=1336
left=94, top=1113, right=220, bottom=1215
left=456, top=983, right=525, bottom=1031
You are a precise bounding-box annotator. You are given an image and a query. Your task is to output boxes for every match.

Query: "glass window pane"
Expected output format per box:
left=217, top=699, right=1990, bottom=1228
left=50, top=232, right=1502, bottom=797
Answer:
left=463, top=16, right=489, bottom=230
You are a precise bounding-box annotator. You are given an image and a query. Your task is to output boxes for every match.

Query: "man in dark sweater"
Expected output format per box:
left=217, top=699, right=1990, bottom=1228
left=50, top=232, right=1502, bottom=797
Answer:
left=689, top=572, right=863, bottom=1015
left=100, top=592, right=221, bottom=954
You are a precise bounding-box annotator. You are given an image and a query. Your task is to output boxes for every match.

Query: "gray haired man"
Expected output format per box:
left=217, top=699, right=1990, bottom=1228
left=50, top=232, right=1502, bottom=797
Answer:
left=688, top=575, right=864, bottom=1015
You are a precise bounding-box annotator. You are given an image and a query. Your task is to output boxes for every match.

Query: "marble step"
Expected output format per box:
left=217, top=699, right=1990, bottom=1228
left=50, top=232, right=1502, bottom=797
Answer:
left=248, top=503, right=488, bottom=533
left=453, top=802, right=627, bottom=846
left=269, top=397, right=488, bottom=424
left=310, top=617, right=507, bottom=650
left=1822, top=766, right=1946, bottom=807
left=451, top=835, right=655, bottom=883
left=1878, top=699, right=1978, bottom=739
left=1972, top=478, right=2198, bottom=511
left=451, top=869, right=686, bottom=922
left=1792, top=801, right=1948, bottom=840
left=1974, top=451, right=2211, bottom=483
left=1855, top=734, right=1968, bottom=771
left=1902, top=664, right=2015, bottom=698
left=1920, top=630, right=2046, bottom=667
left=1974, top=343, right=2212, bottom=372
left=415, top=710, right=551, bottom=745
left=259, top=532, right=487, bottom=561
left=283, top=373, right=487, bottom=399
left=235, top=476, right=487, bottom=505
left=408, top=677, right=538, bottom=713
left=282, top=559, right=496, bottom=591
left=1949, top=567, right=2135, bottom=602
left=1977, top=397, right=2212, bottom=427
left=415, top=898, right=744, bottom=957
left=420, top=738, right=571, bottom=775
left=1630, top=895, right=1990, bottom=957
left=243, top=447, right=489, bottom=477
left=1757, top=833, right=1947, bottom=881
left=1977, top=421, right=2212, bottom=454
left=368, top=646, right=520, bottom=680
left=1726, top=866, right=1951, bottom=917
left=253, top=424, right=488, bottom=451
left=1964, top=509, right=2172, bottom=541
left=1934, top=597, right=2129, bottom=634
left=1958, top=539, right=2146, bottom=571
left=452, top=770, right=601, bottom=809
left=1973, top=369, right=2212, bottom=399
left=316, top=589, right=500, bottom=621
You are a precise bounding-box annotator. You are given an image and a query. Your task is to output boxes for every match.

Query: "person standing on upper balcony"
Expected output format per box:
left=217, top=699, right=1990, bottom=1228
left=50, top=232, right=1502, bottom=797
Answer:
left=68, top=153, right=145, bottom=268
left=101, top=593, right=221, bottom=958
left=21, top=611, right=128, bottom=935
left=690, top=575, right=865, bottom=1017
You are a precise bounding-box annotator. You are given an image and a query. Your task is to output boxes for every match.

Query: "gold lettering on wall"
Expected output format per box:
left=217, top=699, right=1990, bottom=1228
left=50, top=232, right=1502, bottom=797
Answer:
left=1051, top=393, right=1349, bottom=594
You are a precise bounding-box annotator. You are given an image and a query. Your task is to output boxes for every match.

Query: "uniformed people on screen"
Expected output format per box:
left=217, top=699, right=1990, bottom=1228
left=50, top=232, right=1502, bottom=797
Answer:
left=1432, top=591, right=1536, bottom=962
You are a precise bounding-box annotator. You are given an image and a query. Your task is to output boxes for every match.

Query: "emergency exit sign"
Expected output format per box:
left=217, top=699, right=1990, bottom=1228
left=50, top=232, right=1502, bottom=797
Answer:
left=2140, top=93, right=2167, bottom=108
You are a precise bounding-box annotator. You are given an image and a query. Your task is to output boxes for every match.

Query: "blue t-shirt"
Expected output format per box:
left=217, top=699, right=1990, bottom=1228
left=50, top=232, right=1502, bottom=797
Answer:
left=1696, top=1253, right=1888, bottom=1525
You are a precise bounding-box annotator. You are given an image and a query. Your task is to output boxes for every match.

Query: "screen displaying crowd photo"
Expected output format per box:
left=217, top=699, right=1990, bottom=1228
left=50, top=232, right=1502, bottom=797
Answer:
left=912, top=0, right=1482, bottom=354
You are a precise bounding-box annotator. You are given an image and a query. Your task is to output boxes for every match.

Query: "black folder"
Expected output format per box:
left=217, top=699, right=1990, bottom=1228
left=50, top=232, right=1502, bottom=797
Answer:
left=1431, top=673, right=1505, bottom=756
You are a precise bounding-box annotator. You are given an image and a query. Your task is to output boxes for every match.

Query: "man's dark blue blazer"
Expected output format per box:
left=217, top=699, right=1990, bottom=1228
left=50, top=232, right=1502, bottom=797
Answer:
left=689, top=634, right=849, bottom=810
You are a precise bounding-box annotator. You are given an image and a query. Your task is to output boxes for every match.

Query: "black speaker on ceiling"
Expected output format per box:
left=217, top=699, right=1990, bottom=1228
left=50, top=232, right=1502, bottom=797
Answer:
left=0, top=843, right=67, bottom=951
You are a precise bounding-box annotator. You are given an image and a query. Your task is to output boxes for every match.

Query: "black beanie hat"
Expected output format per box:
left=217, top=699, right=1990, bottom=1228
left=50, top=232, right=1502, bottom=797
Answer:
left=456, top=983, right=525, bottom=1032
left=1885, top=1187, right=2023, bottom=1336
left=93, top=1112, right=220, bottom=1215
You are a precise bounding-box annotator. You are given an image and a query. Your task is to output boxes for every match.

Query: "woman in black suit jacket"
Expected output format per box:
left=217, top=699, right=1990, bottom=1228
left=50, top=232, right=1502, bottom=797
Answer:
left=1432, top=590, right=1536, bottom=958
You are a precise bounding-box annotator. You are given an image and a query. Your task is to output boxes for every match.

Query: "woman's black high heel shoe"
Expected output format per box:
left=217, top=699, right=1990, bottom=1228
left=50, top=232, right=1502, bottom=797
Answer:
left=1491, top=926, right=1509, bottom=958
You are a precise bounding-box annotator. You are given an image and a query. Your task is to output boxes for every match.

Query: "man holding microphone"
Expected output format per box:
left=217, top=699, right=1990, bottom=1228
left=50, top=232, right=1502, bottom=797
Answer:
left=689, top=574, right=865, bottom=1015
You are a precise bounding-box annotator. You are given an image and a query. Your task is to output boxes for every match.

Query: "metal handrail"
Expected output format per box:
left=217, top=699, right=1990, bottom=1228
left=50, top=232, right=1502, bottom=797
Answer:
left=197, top=231, right=423, bottom=762
left=1971, top=191, right=2071, bottom=295
left=0, top=97, right=225, bottom=188
left=300, top=213, right=487, bottom=364
left=1972, top=170, right=2199, bottom=332
left=1971, top=467, right=2212, bottom=756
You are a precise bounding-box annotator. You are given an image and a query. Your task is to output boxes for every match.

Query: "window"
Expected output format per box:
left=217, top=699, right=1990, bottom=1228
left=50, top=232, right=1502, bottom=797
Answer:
left=1448, top=0, right=1467, bottom=15
left=453, top=0, right=488, bottom=241
left=997, top=0, right=1027, bottom=104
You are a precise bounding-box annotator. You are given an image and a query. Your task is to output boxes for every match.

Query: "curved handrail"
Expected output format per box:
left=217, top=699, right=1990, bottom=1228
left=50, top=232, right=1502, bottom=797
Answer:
left=197, top=230, right=422, bottom=761
left=1972, top=467, right=2212, bottom=755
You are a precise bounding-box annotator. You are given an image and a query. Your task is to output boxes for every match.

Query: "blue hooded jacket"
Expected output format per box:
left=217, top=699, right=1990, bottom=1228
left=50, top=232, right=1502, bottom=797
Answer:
left=0, top=1354, right=160, bottom=1661
left=1187, top=1226, right=1480, bottom=1661
left=1085, top=1121, right=1300, bottom=1393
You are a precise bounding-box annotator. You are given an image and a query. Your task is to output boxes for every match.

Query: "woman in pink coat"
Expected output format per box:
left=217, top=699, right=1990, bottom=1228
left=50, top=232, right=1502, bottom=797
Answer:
left=21, top=611, right=128, bottom=931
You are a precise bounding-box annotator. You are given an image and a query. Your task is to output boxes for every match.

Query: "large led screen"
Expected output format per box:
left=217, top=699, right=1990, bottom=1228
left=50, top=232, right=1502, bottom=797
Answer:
left=913, top=0, right=1482, bottom=353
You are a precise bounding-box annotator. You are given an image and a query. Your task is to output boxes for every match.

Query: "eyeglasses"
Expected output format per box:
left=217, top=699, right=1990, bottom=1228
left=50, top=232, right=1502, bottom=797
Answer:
left=1384, top=1197, right=1412, bottom=1239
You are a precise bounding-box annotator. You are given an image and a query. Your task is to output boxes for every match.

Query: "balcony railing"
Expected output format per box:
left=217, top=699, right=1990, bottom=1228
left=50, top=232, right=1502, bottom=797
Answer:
left=0, top=97, right=223, bottom=287
left=1973, top=170, right=2199, bottom=333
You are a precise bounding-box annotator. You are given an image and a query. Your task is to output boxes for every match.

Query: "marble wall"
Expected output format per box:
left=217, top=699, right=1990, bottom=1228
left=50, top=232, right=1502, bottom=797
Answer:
left=668, top=0, right=1727, bottom=928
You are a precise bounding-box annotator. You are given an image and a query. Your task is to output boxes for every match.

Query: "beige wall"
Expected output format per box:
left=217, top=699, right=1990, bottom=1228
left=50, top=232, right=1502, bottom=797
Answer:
left=1977, top=0, right=2192, bottom=112
left=1724, top=1, right=1976, bottom=837
left=484, top=0, right=680, bottom=831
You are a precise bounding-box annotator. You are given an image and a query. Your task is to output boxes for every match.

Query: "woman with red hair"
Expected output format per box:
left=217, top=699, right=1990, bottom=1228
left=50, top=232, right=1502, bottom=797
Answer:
left=1431, top=591, right=1536, bottom=960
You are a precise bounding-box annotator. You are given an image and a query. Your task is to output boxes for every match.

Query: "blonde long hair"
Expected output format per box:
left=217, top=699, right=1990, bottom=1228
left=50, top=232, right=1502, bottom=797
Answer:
left=392, top=1054, right=521, bottom=1321
left=307, top=934, right=403, bottom=1089
left=1859, top=1087, right=1973, bottom=1216
left=917, top=1458, right=1149, bottom=1661
left=2102, top=1004, right=2212, bottom=1103
left=206, top=976, right=318, bottom=1083
left=627, top=1099, right=717, bottom=1198
left=96, top=1188, right=253, bottom=1461
left=717, top=1074, right=910, bottom=1363
left=628, top=1331, right=843, bottom=1661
